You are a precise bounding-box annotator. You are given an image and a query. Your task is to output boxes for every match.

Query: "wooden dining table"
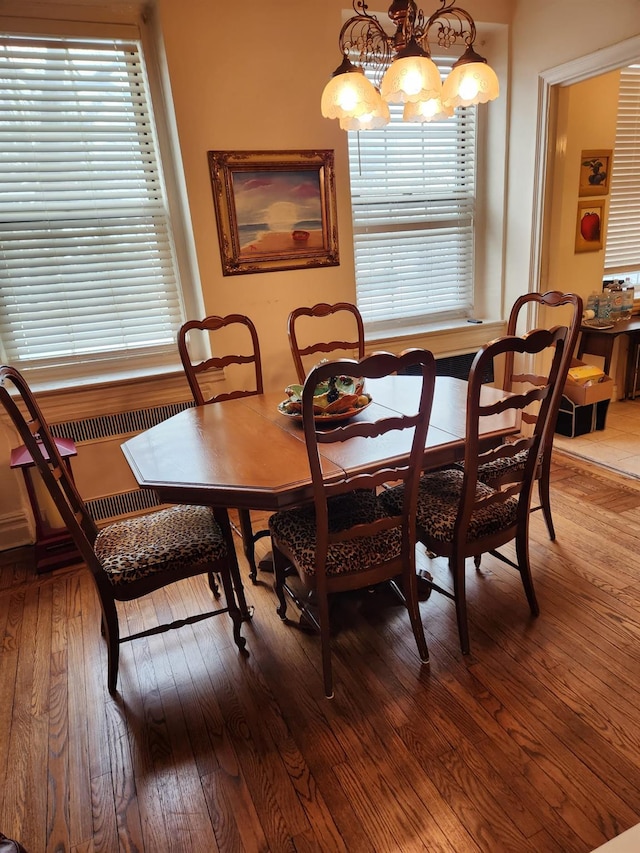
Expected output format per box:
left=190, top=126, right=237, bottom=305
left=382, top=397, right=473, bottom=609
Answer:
left=121, top=375, right=518, bottom=611
left=121, top=375, right=518, bottom=512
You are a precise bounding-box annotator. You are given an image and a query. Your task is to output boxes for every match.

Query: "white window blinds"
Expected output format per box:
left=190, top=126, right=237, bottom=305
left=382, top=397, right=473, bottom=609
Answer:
left=348, top=60, right=476, bottom=331
left=604, top=64, right=640, bottom=275
left=0, top=33, right=185, bottom=377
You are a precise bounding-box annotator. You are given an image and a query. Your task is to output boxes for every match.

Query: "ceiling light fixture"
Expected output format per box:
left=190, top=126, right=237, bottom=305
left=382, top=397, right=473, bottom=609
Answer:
left=321, top=0, right=499, bottom=128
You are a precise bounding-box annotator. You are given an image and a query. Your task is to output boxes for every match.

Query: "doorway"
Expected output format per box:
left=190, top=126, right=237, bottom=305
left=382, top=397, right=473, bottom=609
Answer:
left=534, top=36, right=640, bottom=479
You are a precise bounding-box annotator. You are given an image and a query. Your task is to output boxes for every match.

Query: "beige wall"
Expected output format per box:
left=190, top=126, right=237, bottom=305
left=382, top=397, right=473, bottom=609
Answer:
left=154, top=0, right=512, bottom=388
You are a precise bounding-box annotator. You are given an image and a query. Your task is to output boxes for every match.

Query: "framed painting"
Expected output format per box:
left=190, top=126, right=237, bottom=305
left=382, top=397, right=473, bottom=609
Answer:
left=207, top=149, right=340, bottom=275
left=578, top=149, right=612, bottom=197
left=575, top=198, right=606, bottom=253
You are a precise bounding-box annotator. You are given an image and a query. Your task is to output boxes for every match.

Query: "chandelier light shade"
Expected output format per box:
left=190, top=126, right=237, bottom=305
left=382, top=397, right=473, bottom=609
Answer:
left=320, top=56, right=384, bottom=121
left=321, top=0, right=499, bottom=128
left=403, top=96, right=453, bottom=122
left=380, top=49, right=443, bottom=104
left=441, top=47, right=500, bottom=108
left=339, top=96, right=391, bottom=130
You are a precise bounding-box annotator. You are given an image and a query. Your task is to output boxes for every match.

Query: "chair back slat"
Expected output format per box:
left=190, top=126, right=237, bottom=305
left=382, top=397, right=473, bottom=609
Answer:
left=178, top=314, right=263, bottom=405
left=458, top=326, right=569, bottom=535
left=503, top=291, right=583, bottom=438
left=301, top=349, right=436, bottom=553
left=288, top=302, right=365, bottom=384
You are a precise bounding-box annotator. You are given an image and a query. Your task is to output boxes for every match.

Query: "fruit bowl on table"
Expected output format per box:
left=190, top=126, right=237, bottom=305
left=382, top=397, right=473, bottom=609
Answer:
left=278, top=375, right=371, bottom=422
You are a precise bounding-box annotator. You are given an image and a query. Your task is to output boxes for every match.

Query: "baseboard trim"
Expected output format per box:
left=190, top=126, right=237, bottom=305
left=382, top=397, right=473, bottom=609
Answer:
left=0, top=510, right=35, bottom=552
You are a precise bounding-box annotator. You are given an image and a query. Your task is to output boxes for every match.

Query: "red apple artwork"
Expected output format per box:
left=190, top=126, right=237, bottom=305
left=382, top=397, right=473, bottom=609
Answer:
left=580, top=210, right=601, bottom=242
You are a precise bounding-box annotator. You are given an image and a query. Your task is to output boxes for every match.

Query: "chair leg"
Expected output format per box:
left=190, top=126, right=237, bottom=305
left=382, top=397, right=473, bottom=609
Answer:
left=402, top=566, right=429, bottom=663
left=537, top=461, right=556, bottom=541
left=451, top=554, right=470, bottom=655
left=317, top=588, right=334, bottom=699
left=217, top=566, right=247, bottom=652
left=272, top=545, right=289, bottom=620
left=100, top=599, right=120, bottom=695
left=207, top=572, right=221, bottom=598
left=515, top=527, right=539, bottom=617
left=215, top=508, right=252, bottom=620
left=238, top=508, right=259, bottom=583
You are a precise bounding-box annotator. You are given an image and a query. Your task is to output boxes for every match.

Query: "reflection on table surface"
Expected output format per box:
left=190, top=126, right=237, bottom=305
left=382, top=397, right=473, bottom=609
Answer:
left=122, top=375, right=517, bottom=512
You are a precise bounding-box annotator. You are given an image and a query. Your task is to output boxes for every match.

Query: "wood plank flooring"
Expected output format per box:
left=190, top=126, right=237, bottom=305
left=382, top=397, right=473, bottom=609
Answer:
left=2, top=453, right=640, bottom=852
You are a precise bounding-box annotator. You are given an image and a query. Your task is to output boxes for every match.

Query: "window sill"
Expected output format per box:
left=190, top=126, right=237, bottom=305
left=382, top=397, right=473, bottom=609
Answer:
left=366, top=318, right=506, bottom=358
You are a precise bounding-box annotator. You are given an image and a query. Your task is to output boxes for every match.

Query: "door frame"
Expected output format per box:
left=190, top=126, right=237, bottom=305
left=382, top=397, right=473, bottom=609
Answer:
left=530, top=35, right=640, bottom=296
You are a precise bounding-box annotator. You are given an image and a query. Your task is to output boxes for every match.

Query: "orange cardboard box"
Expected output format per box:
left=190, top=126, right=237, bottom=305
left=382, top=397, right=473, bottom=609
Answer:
left=563, top=358, right=613, bottom=406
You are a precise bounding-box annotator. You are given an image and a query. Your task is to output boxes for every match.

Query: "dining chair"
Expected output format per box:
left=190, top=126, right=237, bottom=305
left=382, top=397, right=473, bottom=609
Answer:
left=381, top=326, right=569, bottom=655
left=287, top=302, right=365, bottom=384
left=268, top=348, right=437, bottom=698
left=476, top=291, right=583, bottom=540
left=0, top=364, right=247, bottom=695
left=178, top=313, right=269, bottom=583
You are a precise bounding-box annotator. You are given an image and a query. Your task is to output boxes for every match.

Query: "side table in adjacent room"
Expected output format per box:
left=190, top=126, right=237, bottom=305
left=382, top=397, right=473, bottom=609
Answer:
left=10, top=437, right=81, bottom=573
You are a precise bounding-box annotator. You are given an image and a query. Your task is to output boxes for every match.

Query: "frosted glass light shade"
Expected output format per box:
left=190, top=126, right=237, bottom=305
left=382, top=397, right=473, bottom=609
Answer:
left=442, top=60, right=500, bottom=108
left=339, top=94, right=390, bottom=130
left=380, top=54, right=442, bottom=104
left=321, top=67, right=382, bottom=120
left=403, top=97, right=454, bottom=122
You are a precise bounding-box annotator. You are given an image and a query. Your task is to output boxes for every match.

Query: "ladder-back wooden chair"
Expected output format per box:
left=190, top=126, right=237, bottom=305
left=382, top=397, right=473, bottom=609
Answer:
left=178, top=314, right=269, bottom=582
left=269, top=349, right=436, bottom=698
left=477, top=291, right=583, bottom=540
left=0, top=365, right=247, bottom=695
left=381, top=327, right=569, bottom=655
left=287, top=302, right=365, bottom=384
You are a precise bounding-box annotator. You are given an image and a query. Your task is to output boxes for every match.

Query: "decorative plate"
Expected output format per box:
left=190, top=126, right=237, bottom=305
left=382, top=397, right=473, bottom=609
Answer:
left=277, top=394, right=372, bottom=423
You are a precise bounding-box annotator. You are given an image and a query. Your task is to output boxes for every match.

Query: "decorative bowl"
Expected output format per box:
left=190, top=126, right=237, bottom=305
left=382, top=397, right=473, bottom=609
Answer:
left=280, top=374, right=370, bottom=421
left=278, top=393, right=372, bottom=422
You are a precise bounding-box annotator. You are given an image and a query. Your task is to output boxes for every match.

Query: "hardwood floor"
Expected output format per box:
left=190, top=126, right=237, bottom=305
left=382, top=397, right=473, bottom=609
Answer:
left=2, top=453, right=640, bottom=852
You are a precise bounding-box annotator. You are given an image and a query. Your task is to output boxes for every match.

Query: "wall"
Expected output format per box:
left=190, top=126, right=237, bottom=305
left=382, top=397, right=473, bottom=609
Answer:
left=154, top=0, right=512, bottom=386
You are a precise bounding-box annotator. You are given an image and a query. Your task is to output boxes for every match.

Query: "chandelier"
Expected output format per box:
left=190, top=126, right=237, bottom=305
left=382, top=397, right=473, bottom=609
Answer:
left=321, top=0, right=499, bottom=129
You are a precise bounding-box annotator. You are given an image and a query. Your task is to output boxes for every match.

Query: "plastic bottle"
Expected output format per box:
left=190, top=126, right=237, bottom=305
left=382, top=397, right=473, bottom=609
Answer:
left=604, top=283, right=622, bottom=321
left=585, top=291, right=599, bottom=318
left=598, top=290, right=612, bottom=321
left=621, top=281, right=634, bottom=320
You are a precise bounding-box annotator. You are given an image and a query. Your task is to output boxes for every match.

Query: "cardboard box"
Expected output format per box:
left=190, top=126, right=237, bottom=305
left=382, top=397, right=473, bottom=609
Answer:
left=563, top=358, right=613, bottom=407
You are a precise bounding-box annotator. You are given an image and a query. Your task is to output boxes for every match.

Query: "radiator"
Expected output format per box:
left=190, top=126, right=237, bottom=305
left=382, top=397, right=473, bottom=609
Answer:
left=403, top=351, right=494, bottom=383
left=50, top=401, right=194, bottom=523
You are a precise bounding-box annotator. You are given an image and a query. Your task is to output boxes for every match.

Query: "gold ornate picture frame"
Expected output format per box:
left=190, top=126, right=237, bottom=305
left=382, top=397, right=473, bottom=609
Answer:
left=208, top=149, right=340, bottom=276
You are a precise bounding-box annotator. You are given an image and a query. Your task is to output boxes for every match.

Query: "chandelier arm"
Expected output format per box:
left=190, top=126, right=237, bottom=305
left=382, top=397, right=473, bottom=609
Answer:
left=421, top=0, right=478, bottom=50
left=337, top=1, right=394, bottom=89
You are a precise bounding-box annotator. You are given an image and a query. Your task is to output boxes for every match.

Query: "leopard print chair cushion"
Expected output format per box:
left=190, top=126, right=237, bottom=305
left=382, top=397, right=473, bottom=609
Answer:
left=95, top=505, right=227, bottom=587
left=381, top=467, right=519, bottom=543
left=269, top=490, right=402, bottom=578
left=475, top=449, right=528, bottom=487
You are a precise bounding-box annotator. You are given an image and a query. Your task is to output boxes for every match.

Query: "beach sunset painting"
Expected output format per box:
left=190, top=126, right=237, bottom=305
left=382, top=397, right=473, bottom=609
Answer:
left=232, top=169, right=324, bottom=257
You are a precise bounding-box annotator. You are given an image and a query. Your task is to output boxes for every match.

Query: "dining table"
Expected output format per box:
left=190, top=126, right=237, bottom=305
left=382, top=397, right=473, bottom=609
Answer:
left=121, top=374, right=518, bottom=614
left=122, top=374, right=517, bottom=515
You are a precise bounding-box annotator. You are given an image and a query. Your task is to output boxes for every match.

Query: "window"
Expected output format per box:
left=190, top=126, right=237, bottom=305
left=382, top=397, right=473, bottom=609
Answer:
left=604, top=64, right=640, bottom=287
left=348, top=57, right=477, bottom=333
left=0, top=27, right=193, bottom=383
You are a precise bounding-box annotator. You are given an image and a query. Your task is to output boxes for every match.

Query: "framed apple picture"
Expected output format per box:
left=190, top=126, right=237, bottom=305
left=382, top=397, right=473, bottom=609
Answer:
left=575, top=198, right=605, bottom=253
left=578, top=149, right=612, bottom=197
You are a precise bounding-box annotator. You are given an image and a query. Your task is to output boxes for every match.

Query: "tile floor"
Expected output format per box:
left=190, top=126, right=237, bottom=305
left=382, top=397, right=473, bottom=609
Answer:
left=554, top=396, right=640, bottom=478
